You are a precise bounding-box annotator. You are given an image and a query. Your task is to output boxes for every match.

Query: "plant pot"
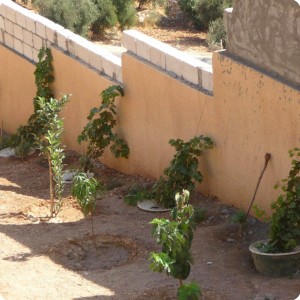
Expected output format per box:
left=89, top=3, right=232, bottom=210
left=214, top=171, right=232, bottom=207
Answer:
left=137, top=199, right=172, bottom=212
left=249, top=240, right=300, bottom=277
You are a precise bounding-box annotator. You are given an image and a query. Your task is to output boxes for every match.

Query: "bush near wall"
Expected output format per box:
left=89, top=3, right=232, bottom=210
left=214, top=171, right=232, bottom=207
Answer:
left=33, top=0, right=136, bottom=37
left=178, top=0, right=232, bottom=29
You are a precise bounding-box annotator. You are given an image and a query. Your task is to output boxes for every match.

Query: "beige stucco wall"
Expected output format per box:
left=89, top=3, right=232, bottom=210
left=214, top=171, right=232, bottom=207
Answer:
left=212, top=52, right=300, bottom=212
left=224, top=0, right=300, bottom=87
left=0, top=43, right=299, bottom=214
left=0, top=45, right=35, bottom=133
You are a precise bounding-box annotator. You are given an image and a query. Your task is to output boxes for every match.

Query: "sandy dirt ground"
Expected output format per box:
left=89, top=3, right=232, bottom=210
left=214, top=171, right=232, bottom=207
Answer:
left=0, top=152, right=299, bottom=300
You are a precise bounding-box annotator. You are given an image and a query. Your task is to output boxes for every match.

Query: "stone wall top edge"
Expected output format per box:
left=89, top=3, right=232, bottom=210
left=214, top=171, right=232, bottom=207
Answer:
left=122, top=29, right=212, bottom=72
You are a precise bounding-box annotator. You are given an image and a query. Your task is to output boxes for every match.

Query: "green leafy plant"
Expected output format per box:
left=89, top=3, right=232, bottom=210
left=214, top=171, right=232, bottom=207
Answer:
left=0, top=134, right=13, bottom=151
left=112, top=0, right=137, bottom=31
left=78, top=85, right=129, bottom=171
left=178, top=0, right=232, bottom=30
left=265, top=148, right=300, bottom=253
left=207, top=17, right=226, bottom=50
left=150, top=190, right=201, bottom=299
left=124, top=185, right=150, bottom=206
left=33, top=0, right=98, bottom=37
left=191, top=207, right=206, bottom=224
left=10, top=47, right=54, bottom=152
left=72, top=172, right=105, bottom=251
left=177, top=282, right=202, bottom=300
left=151, top=135, right=213, bottom=208
left=37, top=96, right=69, bottom=217
left=252, top=204, right=269, bottom=222
left=91, top=0, right=118, bottom=36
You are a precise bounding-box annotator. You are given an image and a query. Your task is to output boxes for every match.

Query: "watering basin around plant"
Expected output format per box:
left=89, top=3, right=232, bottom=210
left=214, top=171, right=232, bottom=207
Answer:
left=47, top=234, right=138, bottom=271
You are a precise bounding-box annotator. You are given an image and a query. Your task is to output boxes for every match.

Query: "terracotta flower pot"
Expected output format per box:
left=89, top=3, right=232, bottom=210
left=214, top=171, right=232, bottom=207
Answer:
left=249, top=240, right=300, bottom=277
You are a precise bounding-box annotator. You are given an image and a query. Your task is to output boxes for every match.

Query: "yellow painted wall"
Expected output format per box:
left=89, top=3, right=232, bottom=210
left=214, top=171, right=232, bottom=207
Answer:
left=0, top=44, right=299, bottom=213
left=0, top=45, right=35, bottom=133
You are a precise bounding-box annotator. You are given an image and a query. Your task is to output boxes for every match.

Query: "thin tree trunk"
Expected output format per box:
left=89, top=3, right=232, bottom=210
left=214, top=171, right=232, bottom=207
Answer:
left=90, top=214, right=99, bottom=255
left=48, top=155, right=54, bottom=217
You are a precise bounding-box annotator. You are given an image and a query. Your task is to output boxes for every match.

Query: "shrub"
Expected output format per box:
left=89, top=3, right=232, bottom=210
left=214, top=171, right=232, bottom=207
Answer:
left=192, top=0, right=223, bottom=29
left=33, top=0, right=98, bottom=37
left=178, top=0, right=232, bottom=29
left=91, top=0, right=118, bottom=36
left=112, top=0, right=137, bottom=30
left=207, top=17, right=226, bottom=49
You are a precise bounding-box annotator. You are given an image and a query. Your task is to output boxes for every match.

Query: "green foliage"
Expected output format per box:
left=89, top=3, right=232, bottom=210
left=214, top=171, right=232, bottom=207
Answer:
left=191, top=207, right=206, bottom=224
left=267, top=148, right=300, bottom=253
left=178, top=0, right=232, bottom=29
left=231, top=209, right=247, bottom=225
left=112, top=0, right=137, bottom=30
left=150, top=190, right=201, bottom=297
left=33, top=0, right=98, bottom=37
left=207, top=18, right=226, bottom=50
left=37, top=96, right=69, bottom=217
left=177, top=282, right=202, bottom=300
left=252, top=204, right=269, bottom=222
left=124, top=185, right=150, bottom=206
left=151, top=136, right=213, bottom=208
left=78, top=85, right=129, bottom=171
left=137, top=0, right=165, bottom=9
left=91, top=0, right=118, bottom=36
left=0, top=135, right=13, bottom=151
left=10, top=48, right=54, bottom=151
left=72, top=172, right=105, bottom=216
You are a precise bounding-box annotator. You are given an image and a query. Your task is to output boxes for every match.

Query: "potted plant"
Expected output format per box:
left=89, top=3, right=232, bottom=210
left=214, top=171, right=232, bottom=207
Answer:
left=249, top=148, right=300, bottom=277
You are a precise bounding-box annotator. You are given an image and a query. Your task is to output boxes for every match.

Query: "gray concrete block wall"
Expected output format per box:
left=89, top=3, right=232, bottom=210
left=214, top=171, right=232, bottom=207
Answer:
left=0, top=0, right=122, bottom=83
left=224, top=0, right=300, bottom=87
left=122, top=30, right=213, bottom=93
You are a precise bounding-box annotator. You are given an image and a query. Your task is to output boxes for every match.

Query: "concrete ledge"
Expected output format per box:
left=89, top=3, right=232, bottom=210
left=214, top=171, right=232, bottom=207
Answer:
left=122, top=29, right=213, bottom=93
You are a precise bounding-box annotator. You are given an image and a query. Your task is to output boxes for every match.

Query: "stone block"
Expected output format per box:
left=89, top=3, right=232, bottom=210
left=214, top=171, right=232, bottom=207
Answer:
left=102, top=54, right=121, bottom=78
left=0, top=29, right=3, bottom=43
left=13, top=38, right=23, bottom=55
left=0, top=3, right=6, bottom=19
left=114, top=64, right=123, bottom=83
left=181, top=59, right=201, bottom=86
left=4, top=18, right=13, bottom=35
left=15, top=9, right=26, bottom=27
left=23, top=28, right=33, bottom=46
left=0, top=16, right=4, bottom=30
left=23, top=42, right=33, bottom=61
left=89, top=49, right=103, bottom=71
left=57, top=29, right=75, bottom=52
left=4, top=32, right=13, bottom=48
left=45, top=21, right=63, bottom=45
left=5, top=5, right=15, bottom=22
left=25, top=13, right=36, bottom=33
left=66, top=32, right=86, bottom=57
left=201, top=67, right=213, bottom=92
left=35, top=15, right=47, bottom=39
left=165, top=48, right=184, bottom=77
left=32, top=47, right=39, bottom=63
left=150, top=41, right=167, bottom=69
left=136, top=38, right=151, bottom=61
left=121, top=30, right=136, bottom=53
left=13, top=23, right=23, bottom=40
left=33, top=33, right=44, bottom=50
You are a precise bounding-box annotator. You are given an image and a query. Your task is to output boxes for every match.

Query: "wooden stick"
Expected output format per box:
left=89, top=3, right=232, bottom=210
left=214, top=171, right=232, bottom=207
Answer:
left=239, top=153, right=271, bottom=235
